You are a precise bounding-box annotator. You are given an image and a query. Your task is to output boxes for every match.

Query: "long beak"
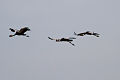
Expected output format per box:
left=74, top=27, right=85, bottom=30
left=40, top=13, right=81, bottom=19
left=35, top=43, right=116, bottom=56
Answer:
left=48, top=37, right=56, bottom=40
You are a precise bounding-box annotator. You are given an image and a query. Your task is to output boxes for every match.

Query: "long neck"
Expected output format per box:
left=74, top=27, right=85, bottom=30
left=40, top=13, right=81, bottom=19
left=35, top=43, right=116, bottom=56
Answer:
left=9, top=34, right=15, bottom=37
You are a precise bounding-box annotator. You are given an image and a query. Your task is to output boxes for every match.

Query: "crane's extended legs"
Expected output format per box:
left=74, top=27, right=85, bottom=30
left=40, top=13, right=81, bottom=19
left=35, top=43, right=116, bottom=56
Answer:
left=69, top=42, right=75, bottom=46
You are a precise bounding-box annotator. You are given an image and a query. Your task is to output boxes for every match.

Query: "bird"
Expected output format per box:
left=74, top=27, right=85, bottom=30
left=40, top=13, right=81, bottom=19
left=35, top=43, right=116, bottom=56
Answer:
left=9, top=27, right=30, bottom=37
left=48, top=37, right=76, bottom=46
left=74, top=31, right=100, bottom=37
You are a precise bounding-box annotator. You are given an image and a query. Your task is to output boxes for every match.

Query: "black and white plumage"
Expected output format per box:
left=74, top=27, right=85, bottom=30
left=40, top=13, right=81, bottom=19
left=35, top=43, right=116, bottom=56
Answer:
left=48, top=37, right=76, bottom=46
left=74, top=31, right=100, bottom=37
left=9, top=27, right=30, bottom=37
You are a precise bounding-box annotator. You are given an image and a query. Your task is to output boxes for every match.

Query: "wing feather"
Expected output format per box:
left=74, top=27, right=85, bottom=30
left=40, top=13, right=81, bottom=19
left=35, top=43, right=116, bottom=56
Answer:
left=9, top=28, right=15, bottom=32
left=18, top=27, right=30, bottom=34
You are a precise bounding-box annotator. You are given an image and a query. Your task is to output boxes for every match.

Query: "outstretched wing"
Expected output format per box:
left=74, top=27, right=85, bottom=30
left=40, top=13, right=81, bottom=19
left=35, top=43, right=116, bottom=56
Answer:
left=9, top=28, right=15, bottom=32
left=18, top=27, right=30, bottom=34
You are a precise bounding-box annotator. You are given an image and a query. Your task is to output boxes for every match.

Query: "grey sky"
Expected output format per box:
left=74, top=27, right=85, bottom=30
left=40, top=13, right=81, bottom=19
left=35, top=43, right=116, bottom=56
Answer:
left=0, top=0, right=120, bottom=80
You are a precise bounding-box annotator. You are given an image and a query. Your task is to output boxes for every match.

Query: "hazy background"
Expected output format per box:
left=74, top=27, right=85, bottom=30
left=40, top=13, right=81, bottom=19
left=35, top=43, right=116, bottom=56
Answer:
left=0, top=0, right=120, bottom=80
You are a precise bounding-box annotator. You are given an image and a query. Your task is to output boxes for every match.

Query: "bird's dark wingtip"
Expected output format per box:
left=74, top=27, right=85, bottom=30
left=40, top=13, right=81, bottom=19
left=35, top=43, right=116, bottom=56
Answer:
left=9, top=28, right=15, bottom=32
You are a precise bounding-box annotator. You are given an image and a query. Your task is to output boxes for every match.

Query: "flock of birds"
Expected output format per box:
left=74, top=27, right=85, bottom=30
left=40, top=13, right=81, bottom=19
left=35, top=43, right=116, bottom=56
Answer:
left=9, top=27, right=100, bottom=46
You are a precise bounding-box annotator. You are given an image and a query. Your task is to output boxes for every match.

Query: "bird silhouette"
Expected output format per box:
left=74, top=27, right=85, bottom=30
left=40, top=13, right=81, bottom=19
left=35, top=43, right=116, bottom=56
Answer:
left=48, top=37, right=76, bottom=46
left=9, top=27, right=30, bottom=37
left=74, top=31, right=100, bottom=37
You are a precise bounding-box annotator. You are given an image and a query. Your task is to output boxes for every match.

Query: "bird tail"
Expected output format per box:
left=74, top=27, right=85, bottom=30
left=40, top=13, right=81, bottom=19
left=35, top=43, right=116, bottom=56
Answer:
left=93, top=32, right=100, bottom=37
left=95, top=34, right=100, bottom=37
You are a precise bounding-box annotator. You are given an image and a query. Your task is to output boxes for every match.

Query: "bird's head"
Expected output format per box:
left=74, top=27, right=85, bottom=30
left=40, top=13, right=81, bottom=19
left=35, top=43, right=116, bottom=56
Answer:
left=9, top=35, right=14, bottom=37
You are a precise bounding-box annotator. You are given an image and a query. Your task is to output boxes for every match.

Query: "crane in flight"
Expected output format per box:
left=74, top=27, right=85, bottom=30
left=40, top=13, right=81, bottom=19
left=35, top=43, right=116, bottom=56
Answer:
left=74, top=31, right=100, bottom=37
left=9, top=27, right=30, bottom=37
left=48, top=37, right=76, bottom=46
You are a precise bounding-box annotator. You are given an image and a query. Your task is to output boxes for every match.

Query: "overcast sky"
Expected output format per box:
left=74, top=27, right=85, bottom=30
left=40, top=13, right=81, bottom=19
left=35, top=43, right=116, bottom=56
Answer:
left=0, top=0, right=120, bottom=80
